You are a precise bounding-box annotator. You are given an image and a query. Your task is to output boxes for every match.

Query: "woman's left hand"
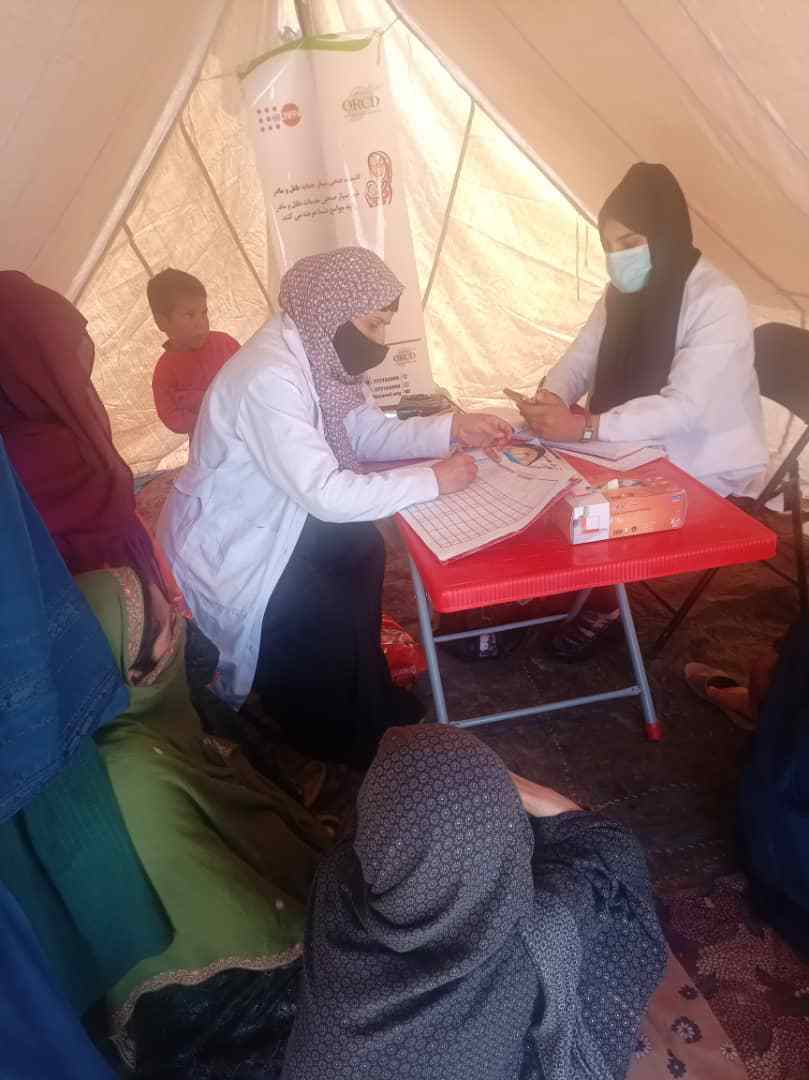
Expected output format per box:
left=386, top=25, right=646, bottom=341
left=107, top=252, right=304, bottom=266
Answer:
left=517, top=400, right=586, bottom=442
left=451, top=412, right=513, bottom=451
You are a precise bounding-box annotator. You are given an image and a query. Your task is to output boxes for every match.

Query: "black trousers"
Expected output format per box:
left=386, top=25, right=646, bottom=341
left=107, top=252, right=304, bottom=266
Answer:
left=254, top=517, right=422, bottom=767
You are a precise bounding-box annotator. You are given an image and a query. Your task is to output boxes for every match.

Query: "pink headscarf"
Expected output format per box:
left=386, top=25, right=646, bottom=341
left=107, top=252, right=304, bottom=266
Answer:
left=279, top=247, right=402, bottom=469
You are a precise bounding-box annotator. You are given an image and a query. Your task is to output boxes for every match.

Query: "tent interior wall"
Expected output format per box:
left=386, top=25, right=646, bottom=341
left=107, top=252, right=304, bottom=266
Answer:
left=3, top=0, right=808, bottom=478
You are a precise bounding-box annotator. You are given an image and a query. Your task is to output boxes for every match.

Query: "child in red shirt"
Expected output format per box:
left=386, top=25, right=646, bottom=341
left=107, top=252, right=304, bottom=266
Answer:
left=148, top=268, right=240, bottom=435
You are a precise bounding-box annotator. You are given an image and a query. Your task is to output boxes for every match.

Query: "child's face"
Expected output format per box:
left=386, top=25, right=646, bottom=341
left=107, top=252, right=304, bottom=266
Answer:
left=157, top=292, right=210, bottom=350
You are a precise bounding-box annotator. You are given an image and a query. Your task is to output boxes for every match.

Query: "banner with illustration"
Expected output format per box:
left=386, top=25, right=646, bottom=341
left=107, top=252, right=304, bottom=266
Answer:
left=241, top=33, right=434, bottom=405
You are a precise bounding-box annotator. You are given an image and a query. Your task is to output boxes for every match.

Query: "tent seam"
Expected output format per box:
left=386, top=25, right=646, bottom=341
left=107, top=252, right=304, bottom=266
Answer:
left=73, top=0, right=233, bottom=306
left=486, top=1, right=805, bottom=311
left=177, top=116, right=272, bottom=311
left=421, top=99, right=475, bottom=311
left=674, top=0, right=809, bottom=168
left=385, top=0, right=596, bottom=227
left=0, top=0, right=82, bottom=162
left=123, top=224, right=154, bottom=277
left=617, top=0, right=809, bottom=228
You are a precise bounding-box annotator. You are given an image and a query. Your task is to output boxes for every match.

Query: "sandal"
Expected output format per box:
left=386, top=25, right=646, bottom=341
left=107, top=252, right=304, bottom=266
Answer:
left=683, top=662, right=754, bottom=730
left=549, top=607, right=621, bottom=662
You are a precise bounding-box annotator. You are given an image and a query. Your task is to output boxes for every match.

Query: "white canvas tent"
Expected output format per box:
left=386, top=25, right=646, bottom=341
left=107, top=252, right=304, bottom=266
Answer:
left=3, top=0, right=808, bottom=476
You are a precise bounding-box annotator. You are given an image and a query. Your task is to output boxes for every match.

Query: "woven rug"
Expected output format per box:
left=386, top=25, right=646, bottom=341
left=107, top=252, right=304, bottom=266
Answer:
left=142, top=474, right=809, bottom=1077
left=659, top=874, right=809, bottom=1080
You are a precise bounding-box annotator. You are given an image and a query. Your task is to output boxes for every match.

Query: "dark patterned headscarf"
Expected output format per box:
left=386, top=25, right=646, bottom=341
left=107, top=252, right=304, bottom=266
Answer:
left=279, top=247, right=402, bottom=469
left=283, top=725, right=666, bottom=1080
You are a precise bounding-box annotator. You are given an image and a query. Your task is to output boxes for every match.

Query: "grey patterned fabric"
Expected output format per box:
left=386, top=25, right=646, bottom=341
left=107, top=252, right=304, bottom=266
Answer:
left=282, top=725, right=666, bottom=1080
left=519, top=811, right=667, bottom=1079
left=278, top=247, right=402, bottom=469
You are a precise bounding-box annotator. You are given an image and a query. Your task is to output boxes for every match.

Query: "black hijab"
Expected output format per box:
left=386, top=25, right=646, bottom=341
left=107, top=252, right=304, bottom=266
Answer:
left=282, top=725, right=666, bottom=1080
left=589, top=163, right=701, bottom=415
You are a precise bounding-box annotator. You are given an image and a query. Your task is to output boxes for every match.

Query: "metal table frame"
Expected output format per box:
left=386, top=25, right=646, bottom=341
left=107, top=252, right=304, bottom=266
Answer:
left=407, top=556, right=661, bottom=740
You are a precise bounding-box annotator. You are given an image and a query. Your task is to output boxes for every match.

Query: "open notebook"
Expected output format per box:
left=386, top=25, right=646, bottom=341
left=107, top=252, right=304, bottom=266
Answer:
left=455, top=404, right=666, bottom=472
left=400, top=446, right=580, bottom=562
left=545, top=439, right=666, bottom=471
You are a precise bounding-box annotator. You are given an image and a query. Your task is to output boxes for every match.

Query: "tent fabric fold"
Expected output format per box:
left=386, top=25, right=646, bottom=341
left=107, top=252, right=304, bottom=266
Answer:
left=1, top=0, right=806, bottom=475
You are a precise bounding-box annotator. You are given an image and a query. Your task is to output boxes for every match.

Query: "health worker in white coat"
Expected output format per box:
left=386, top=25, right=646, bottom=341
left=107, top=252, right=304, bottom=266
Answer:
left=515, top=163, right=767, bottom=661
left=158, top=247, right=511, bottom=766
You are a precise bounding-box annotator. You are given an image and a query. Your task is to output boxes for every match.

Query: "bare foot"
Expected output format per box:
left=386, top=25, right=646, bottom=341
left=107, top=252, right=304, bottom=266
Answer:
left=509, top=772, right=580, bottom=817
left=705, top=684, right=753, bottom=723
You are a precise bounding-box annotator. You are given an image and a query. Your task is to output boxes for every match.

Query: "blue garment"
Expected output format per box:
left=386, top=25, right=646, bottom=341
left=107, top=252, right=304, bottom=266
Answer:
left=0, top=436, right=128, bottom=822
left=0, top=880, right=116, bottom=1079
left=0, top=738, right=172, bottom=1013
left=0, top=437, right=171, bottom=1012
left=738, top=616, right=809, bottom=955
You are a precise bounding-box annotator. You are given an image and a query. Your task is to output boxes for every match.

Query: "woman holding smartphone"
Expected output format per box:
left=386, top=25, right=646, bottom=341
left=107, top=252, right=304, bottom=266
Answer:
left=514, top=163, right=767, bottom=659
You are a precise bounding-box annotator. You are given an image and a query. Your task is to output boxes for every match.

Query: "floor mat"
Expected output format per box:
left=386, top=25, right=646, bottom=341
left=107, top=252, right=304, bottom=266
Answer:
left=172, top=503, right=808, bottom=1076
left=660, top=874, right=809, bottom=1080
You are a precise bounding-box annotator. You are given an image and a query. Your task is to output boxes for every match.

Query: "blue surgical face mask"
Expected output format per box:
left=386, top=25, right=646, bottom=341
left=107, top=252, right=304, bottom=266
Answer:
left=606, top=243, right=652, bottom=293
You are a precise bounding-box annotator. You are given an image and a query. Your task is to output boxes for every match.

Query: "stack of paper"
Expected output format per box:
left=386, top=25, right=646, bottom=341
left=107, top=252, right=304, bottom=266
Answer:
left=544, top=439, right=666, bottom=471
left=455, top=404, right=667, bottom=472
left=400, top=446, right=580, bottom=562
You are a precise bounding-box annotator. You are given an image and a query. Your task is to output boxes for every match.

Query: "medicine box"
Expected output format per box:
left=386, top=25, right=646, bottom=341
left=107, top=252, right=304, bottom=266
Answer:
left=553, top=478, right=687, bottom=545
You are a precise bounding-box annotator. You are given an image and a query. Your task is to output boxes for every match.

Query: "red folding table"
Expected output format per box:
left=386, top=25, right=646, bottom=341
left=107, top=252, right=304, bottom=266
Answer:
left=396, top=458, right=776, bottom=740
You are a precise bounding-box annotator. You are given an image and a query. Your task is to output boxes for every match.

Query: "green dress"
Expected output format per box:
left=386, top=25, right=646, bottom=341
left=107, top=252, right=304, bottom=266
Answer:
left=75, top=570, right=332, bottom=1032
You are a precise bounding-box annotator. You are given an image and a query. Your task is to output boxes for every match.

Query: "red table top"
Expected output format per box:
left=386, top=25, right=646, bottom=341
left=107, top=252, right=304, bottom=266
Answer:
left=396, top=458, right=777, bottom=614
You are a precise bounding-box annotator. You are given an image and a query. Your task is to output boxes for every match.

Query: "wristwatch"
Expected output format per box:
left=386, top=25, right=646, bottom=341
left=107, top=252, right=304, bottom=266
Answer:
left=582, top=408, right=596, bottom=442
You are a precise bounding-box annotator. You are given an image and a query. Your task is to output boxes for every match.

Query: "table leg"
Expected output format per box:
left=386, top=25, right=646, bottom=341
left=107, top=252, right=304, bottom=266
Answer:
left=407, top=555, right=449, bottom=724
left=567, top=588, right=592, bottom=620
left=615, top=583, right=662, bottom=741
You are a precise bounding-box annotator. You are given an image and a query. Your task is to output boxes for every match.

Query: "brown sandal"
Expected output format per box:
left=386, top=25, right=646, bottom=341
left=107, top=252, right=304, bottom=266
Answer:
left=684, top=662, right=754, bottom=730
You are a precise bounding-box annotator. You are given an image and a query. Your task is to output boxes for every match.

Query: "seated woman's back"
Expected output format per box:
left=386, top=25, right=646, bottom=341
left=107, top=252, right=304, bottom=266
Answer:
left=282, top=725, right=666, bottom=1080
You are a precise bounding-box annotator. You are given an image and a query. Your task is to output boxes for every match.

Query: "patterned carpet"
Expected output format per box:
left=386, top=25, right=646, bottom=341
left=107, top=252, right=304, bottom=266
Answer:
left=139, top=474, right=809, bottom=1078
left=378, top=512, right=809, bottom=1079
left=660, top=876, right=809, bottom=1080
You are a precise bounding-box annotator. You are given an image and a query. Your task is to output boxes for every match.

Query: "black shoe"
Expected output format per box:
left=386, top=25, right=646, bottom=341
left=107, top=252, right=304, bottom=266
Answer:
left=549, top=607, right=621, bottom=662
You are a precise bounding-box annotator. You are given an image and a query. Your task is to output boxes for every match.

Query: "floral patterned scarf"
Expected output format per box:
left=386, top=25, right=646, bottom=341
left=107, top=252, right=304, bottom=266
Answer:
left=279, top=247, right=402, bottom=469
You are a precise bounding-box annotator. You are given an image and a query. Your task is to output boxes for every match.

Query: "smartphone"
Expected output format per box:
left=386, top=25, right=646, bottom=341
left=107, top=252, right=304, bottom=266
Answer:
left=503, top=387, right=529, bottom=403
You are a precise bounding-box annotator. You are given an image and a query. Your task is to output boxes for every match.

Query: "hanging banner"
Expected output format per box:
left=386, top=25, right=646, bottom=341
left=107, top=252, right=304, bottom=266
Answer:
left=241, top=33, right=434, bottom=405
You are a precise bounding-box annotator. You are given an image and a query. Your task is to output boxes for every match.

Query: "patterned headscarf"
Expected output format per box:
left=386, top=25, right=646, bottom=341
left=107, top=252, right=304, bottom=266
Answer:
left=279, top=247, right=402, bottom=469
left=283, top=724, right=666, bottom=1080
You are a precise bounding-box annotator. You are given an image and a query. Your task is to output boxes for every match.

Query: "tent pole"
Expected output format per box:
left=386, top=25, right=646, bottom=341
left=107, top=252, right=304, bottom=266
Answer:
left=73, top=0, right=235, bottom=305
left=178, top=117, right=272, bottom=310
left=294, top=1, right=316, bottom=36
left=422, top=100, right=475, bottom=311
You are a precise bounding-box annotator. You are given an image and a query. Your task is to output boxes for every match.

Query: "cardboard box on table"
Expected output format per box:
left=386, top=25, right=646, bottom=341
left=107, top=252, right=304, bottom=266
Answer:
left=553, top=478, right=688, bottom=545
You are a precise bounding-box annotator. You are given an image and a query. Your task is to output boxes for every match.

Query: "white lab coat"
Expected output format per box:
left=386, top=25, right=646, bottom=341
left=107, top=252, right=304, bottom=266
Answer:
left=157, top=314, right=452, bottom=708
left=542, top=257, right=768, bottom=494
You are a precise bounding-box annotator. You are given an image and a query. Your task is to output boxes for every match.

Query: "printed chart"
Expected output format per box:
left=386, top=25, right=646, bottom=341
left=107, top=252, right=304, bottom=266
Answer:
left=401, top=447, right=579, bottom=561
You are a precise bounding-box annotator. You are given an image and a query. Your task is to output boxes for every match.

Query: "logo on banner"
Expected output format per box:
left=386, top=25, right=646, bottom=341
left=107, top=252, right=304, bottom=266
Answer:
left=393, top=347, right=417, bottom=366
left=365, top=151, right=393, bottom=207
left=282, top=102, right=302, bottom=126
left=256, top=103, right=302, bottom=134
left=342, top=84, right=382, bottom=121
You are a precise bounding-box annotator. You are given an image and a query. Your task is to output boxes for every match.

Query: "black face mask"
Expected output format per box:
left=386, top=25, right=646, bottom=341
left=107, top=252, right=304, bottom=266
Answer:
left=332, top=320, right=390, bottom=376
